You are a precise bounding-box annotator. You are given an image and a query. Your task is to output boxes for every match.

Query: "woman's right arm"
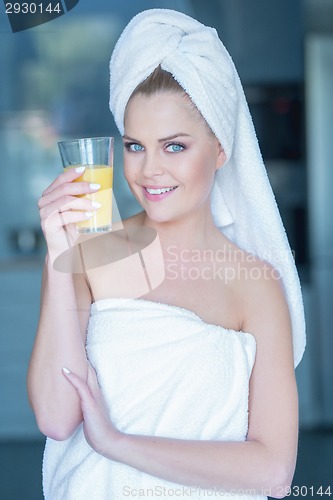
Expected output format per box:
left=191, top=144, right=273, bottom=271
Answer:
left=27, top=167, right=100, bottom=440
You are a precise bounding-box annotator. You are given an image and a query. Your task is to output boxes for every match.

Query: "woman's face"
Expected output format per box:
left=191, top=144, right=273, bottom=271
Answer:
left=123, top=91, right=225, bottom=224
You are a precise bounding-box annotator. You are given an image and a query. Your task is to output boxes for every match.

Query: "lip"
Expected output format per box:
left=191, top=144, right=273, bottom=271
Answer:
left=143, top=185, right=178, bottom=202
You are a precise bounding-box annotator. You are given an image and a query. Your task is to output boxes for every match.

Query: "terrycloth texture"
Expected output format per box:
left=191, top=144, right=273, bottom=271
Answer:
left=109, top=9, right=306, bottom=368
left=43, top=297, right=266, bottom=500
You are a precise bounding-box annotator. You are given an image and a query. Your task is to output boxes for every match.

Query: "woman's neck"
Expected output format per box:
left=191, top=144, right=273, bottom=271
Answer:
left=140, top=208, right=220, bottom=252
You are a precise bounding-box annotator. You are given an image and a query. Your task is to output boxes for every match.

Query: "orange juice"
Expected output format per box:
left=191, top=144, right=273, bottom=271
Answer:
left=66, top=164, right=113, bottom=233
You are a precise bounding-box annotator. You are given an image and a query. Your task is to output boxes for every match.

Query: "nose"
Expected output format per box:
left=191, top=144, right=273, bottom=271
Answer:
left=141, top=150, right=165, bottom=178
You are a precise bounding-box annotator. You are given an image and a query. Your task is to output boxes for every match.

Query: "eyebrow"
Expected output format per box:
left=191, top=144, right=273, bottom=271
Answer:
left=123, top=133, right=191, bottom=143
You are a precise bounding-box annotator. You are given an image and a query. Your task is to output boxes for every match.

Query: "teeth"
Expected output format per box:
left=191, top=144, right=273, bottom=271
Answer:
left=146, top=187, right=176, bottom=195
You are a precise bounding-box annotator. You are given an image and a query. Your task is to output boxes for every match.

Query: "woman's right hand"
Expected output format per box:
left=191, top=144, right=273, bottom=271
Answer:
left=38, top=166, right=101, bottom=259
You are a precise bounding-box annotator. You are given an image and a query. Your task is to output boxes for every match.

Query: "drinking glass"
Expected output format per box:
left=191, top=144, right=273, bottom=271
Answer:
left=58, top=137, right=113, bottom=233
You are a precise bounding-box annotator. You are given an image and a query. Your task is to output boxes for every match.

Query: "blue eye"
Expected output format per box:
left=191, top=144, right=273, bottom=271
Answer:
left=166, top=143, right=185, bottom=153
left=124, top=142, right=144, bottom=152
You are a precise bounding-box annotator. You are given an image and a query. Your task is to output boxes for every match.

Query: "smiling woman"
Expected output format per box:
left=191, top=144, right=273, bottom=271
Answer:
left=27, top=8, right=306, bottom=500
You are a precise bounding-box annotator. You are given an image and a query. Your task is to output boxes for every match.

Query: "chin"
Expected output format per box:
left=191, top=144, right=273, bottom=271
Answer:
left=145, top=212, right=174, bottom=224
left=141, top=205, right=173, bottom=222
left=146, top=207, right=194, bottom=226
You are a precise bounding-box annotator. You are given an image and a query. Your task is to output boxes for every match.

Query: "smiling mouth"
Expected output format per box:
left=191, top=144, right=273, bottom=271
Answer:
left=145, top=186, right=178, bottom=195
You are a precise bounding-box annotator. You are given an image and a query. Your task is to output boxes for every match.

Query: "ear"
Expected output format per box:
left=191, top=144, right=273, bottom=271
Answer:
left=215, top=141, right=226, bottom=170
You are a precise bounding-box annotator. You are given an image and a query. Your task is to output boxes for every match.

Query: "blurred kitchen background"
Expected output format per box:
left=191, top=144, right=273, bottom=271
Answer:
left=0, top=0, right=332, bottom=498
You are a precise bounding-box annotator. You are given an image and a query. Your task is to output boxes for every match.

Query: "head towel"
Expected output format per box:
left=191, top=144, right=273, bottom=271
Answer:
left=109, top=8, right=306, bottom=367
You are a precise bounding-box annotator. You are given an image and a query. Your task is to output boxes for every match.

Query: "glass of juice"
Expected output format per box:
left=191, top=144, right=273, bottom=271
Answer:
left=58, top=137, right=113, bottom=233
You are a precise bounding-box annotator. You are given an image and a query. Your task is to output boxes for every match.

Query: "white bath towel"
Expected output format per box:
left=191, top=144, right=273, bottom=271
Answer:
left=109, top=9, right=306, bottom=368
left=43, top=298, right=267, bottom=500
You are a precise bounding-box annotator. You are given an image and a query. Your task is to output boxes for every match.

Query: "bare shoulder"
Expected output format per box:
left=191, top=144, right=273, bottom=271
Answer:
left=235, top=253, right=294, bottom=374
left=222, top=240, right=291, bottom=341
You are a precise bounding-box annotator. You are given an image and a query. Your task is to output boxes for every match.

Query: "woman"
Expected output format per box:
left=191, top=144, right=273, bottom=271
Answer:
left=27, top=9, right=305, bottom=500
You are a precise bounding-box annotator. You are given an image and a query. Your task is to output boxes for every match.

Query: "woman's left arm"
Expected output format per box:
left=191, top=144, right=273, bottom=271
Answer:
left=63, top=267, right=298, bottom=499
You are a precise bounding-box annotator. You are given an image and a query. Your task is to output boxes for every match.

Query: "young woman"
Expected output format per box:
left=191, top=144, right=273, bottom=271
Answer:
left=27, top=9, right=305, bottom=500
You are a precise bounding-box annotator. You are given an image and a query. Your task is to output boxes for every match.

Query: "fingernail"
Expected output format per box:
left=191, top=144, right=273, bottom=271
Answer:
left=91, top=201, right=102, bottom=209
left=85, top=212, right=94, bottom=218
left=75, top=166, right=85, bottom=173
left=90, top=183, right=100, bottom=190
left=63, top=367, right=71, bottom=374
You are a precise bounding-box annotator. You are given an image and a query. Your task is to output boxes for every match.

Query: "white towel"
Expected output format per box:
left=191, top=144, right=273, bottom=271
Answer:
left=109, top=9, right=306, bottom=367
left=43, top=298, right=267, bottom=500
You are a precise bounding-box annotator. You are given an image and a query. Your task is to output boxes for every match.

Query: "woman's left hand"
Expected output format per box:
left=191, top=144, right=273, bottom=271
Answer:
left=62, top=363, right=123, bottom=458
